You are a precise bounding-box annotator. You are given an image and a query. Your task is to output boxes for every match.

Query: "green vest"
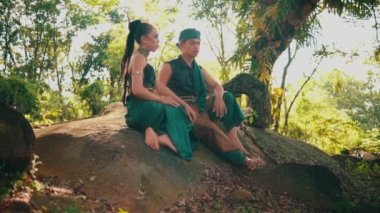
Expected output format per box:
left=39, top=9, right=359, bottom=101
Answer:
left=167, top=56, right=196, bottom=97
left=167, top=55, right=207, bottom=112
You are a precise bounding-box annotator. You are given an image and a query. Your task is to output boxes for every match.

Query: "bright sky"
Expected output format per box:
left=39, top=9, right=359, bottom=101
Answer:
left=71, top=1, right=379, bottom=89
left=272, top=11, right=379, bottom=87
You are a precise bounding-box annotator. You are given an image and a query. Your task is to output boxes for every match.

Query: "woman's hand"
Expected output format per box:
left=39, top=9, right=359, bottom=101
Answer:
left=159, top=96, right=180, bottom=107
left=213, top=95, right=227, bottom=118
left=184, top=104, right=197, bottom=123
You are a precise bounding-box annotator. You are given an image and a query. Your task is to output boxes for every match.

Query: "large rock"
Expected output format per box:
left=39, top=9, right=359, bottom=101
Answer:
left=0, top=102, right=34, bottom=171
left=32, top=102, right=359, bottom=212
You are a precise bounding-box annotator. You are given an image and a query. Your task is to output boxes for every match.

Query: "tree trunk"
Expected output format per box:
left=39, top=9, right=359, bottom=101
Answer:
left=223, top=73, right=271, bottom=128
left=274, top=45, right=298, bottom=131
left=228, top=0, right=320, bottom=127
left=250, top=0, right=320, bottom=76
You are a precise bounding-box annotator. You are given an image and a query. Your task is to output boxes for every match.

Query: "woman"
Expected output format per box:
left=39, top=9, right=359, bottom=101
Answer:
left=120, top=20, right=197, bottom=160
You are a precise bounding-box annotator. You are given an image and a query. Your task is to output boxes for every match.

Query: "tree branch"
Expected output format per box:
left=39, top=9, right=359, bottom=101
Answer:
left=283, top=56, right=324, bottom=132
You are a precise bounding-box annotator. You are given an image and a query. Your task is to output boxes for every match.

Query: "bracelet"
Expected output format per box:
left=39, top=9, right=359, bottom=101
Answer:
left=131, top=71, right=143, bottom=76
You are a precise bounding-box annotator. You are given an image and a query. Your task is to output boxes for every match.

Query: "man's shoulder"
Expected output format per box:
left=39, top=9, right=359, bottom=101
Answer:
left=166, top=57, right=180, bottom=65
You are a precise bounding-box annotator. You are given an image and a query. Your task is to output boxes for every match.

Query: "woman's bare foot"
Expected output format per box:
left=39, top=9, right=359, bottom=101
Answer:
left=244, top=156, right=265, bottom=170
left=145, top=127, right=159, bottom=151
left=158, top=134, right=177, bottom=153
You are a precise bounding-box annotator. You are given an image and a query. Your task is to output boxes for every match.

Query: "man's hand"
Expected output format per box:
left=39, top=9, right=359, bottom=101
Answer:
left=184, top=104, right=197, bottom=122
left=213, top=95, right=227, bottom=118
left=202, top=68, right=226, bottom=118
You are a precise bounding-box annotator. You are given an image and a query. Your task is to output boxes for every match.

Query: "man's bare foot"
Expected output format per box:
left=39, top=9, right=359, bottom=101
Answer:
left=240, top=146, right=250, bottom=155
left=227, top=127, right=250, bottom=155
left=145, top=127, right=159, bottom=151
left=244, top=156, right=265, bottom=170
left=158, top=134, right=177, bottom=153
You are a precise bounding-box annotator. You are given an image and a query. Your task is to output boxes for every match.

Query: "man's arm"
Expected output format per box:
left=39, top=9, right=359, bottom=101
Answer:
left=157, top=63, right=187, bottom=106
left=202, top=68, right=224, bottom=98
left=202, top=68, right=227, bottom=117
left=157, top=63, right=197, bottom=122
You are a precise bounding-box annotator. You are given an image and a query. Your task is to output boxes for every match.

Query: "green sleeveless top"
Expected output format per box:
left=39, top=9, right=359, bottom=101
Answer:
left=142, top=63, right=156, bottom=89
left=127, top=63, right=155, bottom=100
left=167, top=55, right=207, bottom=112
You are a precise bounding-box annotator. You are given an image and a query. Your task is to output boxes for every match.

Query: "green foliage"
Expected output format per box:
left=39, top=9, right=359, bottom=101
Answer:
left=80, top=80, right=107, bottom=115
left=70, top=12, right=99, bottom=29
left=283, top=69, right=380, bottom=154
left=0, top=75, right=92, bottom=126
left=326, top=70, right=380, bottom=130
left=287, top=99, right=363, bottom=154
left=83, top=0, right=119, bottom=13
left=323, top=0, right=375, bottom=18
left=31, top=90, right=63, bottom=124
left=0, top=163, right=24, bottom=200
left=104, top=25, right=127, bottom=100
left=231, top=0, right=321, bottom=76
left=0, top=0, right=183, bottom=126
left=343, top=159, right=380, bottom=207
left=334, top=193, right=356, bottom=213
left=345, top=159, right=380, bottom=176
left=0, top=75, right=38, bottom=114
left=284, top=78, right=361, bottom=154
left=229, top=0, right=379, bottom=85
left=107, top=9, right=124, bottom=24
left=192, top=0, right=238, bottom=82
left=25, top=89, right=91, bottom=126
left=360, top=128, right=380, bottom=153
left=51, top=205, right=85, bottom=213
left=63, top=96, right=92, bottom=121
left=79, top=33, right=112, bottom=84
left=212, top=198, right=223, bottom=210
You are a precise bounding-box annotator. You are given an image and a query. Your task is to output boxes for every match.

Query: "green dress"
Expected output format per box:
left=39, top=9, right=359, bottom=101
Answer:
left=166, top=56, right=247, bottom=166
left=125, top=64, right=195, bottom=160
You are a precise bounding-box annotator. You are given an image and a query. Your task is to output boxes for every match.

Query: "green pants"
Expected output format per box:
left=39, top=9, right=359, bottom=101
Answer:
left=220, top=151, right=246, bottom=166
left=125, top=96, right=194, bottom=160
left=208, top=91, right=245, bottom=132
left=207, top=91, right=247, bottom=166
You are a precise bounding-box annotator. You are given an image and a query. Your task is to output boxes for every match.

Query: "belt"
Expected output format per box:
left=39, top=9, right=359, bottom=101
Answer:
left=180, top=96, right=197, bottom=104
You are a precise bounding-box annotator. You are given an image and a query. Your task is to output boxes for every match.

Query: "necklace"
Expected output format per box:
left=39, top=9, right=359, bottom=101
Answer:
left=137, top=47, right=149, bottom=58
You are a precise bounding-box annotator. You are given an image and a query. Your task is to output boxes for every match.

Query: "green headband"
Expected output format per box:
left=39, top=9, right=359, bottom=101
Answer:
left=178, top=28, right=201, bottom=43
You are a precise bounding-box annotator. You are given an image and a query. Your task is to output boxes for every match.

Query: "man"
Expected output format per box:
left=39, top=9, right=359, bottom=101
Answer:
left=159, top=28, right=264, bottom=169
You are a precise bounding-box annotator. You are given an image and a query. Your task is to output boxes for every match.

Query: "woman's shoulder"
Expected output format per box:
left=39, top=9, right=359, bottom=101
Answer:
left=132, top=52, right=147, bottom=64
left=129, top=53, right=147, bottom=69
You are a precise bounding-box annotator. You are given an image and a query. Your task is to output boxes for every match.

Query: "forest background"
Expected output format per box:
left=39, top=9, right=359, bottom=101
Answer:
left=0, top=0, right=379, bottom=157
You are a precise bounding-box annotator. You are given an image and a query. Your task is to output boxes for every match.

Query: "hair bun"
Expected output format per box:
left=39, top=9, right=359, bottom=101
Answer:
left=129, top=20, right=142, bottom=32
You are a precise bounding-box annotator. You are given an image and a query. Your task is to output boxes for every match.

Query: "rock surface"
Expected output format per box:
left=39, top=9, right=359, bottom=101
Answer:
left=18, top=102, right=359, bottom=211
left=0, top=102, right=34, bottom=171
